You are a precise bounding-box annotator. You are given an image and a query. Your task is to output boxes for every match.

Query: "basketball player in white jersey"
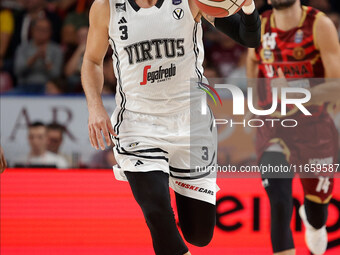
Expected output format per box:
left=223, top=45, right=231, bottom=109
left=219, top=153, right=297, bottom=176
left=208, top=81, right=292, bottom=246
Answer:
left=82, top=0, right=260, bottom=254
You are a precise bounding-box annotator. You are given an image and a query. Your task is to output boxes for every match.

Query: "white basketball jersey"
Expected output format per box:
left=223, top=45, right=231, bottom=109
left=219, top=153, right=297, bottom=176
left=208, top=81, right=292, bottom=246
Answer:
left=108, top=0, right=205, bottom=118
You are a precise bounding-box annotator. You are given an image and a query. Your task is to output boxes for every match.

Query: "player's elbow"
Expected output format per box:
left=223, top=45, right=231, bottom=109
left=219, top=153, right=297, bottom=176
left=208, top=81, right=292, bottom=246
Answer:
left=244, top=29, right=261, bottom=48
left=241, top=36, right=261, bottom=48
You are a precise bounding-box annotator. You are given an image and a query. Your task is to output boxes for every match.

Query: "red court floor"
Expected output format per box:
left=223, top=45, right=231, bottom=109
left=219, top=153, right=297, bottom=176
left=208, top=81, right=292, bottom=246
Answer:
left=1, top=169, right=339, bottom=255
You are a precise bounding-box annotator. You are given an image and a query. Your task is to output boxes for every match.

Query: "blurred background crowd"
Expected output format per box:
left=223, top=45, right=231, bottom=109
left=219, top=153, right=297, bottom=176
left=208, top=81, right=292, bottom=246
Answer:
left=1, top=0, right=340, bottom=169
left=0, top=0, right=339, bottom=95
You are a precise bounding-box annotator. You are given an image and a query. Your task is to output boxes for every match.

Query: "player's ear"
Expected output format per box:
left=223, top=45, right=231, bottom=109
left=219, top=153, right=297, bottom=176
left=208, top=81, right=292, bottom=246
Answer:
left=268, top=0, right=272, bottom=5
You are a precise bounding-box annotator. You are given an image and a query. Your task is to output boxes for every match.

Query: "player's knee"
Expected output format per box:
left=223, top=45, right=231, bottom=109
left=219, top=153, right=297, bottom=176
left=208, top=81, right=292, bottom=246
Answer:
left=183, top=231, right=213, bottom=247
left=141, top=199, right=172, bottom=227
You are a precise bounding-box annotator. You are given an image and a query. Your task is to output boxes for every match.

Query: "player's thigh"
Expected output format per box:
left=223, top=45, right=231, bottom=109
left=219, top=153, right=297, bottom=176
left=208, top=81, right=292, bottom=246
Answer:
left=125, top=170, right=171, bottom=205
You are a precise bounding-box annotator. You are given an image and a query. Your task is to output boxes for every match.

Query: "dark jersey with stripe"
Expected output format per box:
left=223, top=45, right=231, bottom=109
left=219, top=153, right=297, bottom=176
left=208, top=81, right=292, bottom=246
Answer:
left=254, top=6, right=338, bottom=171
left=255, top=6, right=325, bottom=115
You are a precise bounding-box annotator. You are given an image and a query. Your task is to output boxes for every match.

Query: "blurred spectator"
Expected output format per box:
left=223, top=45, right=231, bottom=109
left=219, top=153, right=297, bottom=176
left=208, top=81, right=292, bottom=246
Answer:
left=103, top=56, right=117, bottom=94
left=14, top=18, right=63, bottom=94
left=45, top=78, right=68, bottom=95
left=226, top=51, right=248, bottom=91
left=14, top=0, right=61, bottom=44
left=206, top=33, right=246, bottom=78
left=47, top=122, right=71, bottom=166
left=57, top=0, right=92, bottom=19
left=0, top=8, right=14, bottom=69
left=0, top=72, right=13, bottom=93
left=15, top=122, right=68, bottom=168
left=64, top=26, right=88, bottom=91
left=89, top=146, right=117, bottom=169
left=102, top=81, right=116, bottom=95
left=308, top=0, right=331, bottom=12
left=46, top=122, right=65, bottom=154
left=60, top=0, right=89, bottom=69
left=203, top=62, right=219, bottom=79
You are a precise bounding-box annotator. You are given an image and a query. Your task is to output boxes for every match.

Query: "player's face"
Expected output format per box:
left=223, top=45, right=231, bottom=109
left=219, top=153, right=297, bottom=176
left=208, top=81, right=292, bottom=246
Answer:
left=47, top=130, right=63, bottom=153
left=28, top=126, right=47, bottom=155
left=269, top=0, right=298, bottom=10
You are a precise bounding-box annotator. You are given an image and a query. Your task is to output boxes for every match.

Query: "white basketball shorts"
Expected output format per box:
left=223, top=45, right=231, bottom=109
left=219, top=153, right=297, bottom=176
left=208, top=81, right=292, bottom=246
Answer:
left=111, top=106, right=218, bottom=205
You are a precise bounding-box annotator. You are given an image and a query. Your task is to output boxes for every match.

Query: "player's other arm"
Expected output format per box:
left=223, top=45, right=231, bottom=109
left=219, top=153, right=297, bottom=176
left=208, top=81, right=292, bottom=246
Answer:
left=81, top=0, right=115, bottom=150
left=201, top=0, right=261, bottom=48
left=309, top=15, right=340, bottom=104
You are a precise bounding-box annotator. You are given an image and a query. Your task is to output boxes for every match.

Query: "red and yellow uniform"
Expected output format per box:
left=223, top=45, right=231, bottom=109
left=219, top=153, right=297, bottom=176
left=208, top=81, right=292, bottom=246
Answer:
left=254, top=6, right=338, bottom=203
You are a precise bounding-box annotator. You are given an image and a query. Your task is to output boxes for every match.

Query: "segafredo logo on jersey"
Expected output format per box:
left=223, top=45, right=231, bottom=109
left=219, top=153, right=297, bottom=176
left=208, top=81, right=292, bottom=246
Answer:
left=140, top=64, right=176, bottom=85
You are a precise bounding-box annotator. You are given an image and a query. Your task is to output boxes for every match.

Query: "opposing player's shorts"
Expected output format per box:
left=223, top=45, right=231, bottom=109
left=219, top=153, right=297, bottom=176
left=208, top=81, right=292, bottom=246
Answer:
left=258, top=113, right=338, bottom=203
left=111, top=106, right=218, bottom=205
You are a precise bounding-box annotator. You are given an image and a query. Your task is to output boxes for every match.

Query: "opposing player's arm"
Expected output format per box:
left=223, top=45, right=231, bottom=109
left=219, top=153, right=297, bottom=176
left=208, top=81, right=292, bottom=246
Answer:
left=196, top=0, right=261, bottom=48
left=81, top=0, right=115, bottom=150
left=246, top=47, right=259, bottom=113
left=309, top=15, right=340, bottom=104
left=246, top=48, right=259, bottom=78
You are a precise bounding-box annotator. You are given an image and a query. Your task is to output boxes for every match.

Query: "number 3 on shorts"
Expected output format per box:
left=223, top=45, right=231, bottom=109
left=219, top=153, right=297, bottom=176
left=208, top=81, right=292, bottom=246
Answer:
left=202, top=146, right=209, bottom=161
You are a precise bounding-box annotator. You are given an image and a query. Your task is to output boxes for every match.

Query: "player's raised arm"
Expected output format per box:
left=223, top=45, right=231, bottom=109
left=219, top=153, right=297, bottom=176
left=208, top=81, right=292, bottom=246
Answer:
left=198, top=0, right=261, bottom=48
left=309, top=14, right=340, bottom=104
left=81, top=0, right=115, bottom=150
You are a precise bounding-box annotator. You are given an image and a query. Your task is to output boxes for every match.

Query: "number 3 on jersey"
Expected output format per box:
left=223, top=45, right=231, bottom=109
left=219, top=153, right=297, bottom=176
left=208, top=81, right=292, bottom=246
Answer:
left=119, top=25, right=128, bottom=40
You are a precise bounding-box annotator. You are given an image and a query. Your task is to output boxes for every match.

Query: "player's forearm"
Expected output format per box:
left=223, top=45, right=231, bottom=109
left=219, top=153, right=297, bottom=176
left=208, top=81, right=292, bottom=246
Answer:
left=309, top=81, right=340, bottom=104
left=81, top=59, right=105, bottom=108
left=214, top=3, right=261, bottom=48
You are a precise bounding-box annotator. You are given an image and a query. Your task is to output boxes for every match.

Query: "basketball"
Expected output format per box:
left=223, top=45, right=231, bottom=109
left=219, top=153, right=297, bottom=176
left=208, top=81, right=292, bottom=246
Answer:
left=195, top=0, right=247, bottom=18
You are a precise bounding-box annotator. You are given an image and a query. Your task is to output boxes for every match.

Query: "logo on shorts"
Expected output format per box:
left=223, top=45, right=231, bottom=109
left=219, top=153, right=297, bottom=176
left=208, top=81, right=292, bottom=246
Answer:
left=116, top=3, right=126, bottom=12
left=129, top=142, right=139, bottom=147
left=140, top=64, right=177, bottom=85
left=175, top=181, right=214, bottom=195
left=135, top=160, right=144, bottom=166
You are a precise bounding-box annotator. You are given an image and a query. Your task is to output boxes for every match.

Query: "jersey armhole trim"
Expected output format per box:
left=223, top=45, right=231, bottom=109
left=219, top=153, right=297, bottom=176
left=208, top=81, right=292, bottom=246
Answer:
left=313, top=12, right=325, bottom=51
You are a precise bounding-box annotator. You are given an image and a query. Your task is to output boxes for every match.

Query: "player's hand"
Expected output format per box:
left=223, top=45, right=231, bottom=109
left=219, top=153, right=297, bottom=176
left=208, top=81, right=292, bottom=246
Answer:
left=88, top=105, right=116, bottom=150
left=244, top=0, right=254, bottom=6
left=0, top=146, right=7, bottom=173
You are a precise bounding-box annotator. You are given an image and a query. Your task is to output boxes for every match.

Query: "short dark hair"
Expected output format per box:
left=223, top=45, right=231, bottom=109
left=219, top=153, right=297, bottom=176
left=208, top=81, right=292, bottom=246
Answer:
left=47, top=122, right=65, bottom=133
left=29, top=121, right=45, bottom=129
